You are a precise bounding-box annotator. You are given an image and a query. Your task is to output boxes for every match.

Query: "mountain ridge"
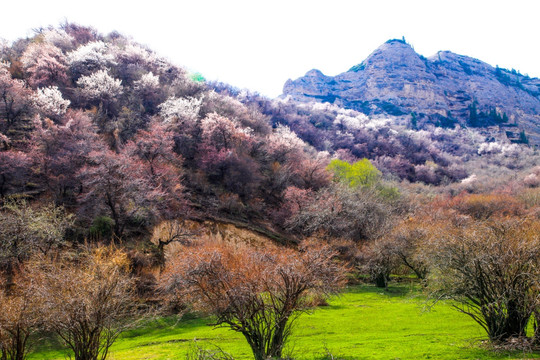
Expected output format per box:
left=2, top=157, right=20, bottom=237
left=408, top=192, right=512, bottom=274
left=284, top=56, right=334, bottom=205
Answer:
left=283, top=39, right=540, bottom=144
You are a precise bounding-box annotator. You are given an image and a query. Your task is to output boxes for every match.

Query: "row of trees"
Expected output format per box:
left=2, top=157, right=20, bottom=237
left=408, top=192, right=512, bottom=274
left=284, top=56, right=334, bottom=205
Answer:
left=348, top=191, right=540, bottom=344
left=0, top=199, right=347, bottom=360
left=2, top=179, right=540, bottom=358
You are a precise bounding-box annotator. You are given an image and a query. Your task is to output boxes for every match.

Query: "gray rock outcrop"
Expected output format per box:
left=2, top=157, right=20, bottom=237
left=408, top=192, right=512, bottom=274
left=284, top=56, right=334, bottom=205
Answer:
left=283, top=39, right=540, bottom=144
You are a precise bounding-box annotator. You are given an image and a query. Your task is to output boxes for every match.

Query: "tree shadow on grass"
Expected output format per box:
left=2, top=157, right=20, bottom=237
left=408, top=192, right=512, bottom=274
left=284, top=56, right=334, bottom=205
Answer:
left=345, top=283, right=419, bottom=298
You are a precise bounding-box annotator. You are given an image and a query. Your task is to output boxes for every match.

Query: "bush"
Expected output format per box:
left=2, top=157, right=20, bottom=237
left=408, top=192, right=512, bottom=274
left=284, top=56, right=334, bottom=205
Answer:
left=89, top=216, right=115, bottom=239
left=427, top=218, right=540, bottom=342
left=29, top=246, right=138, bottom=360
left=160, top=238, right=346, bottom=360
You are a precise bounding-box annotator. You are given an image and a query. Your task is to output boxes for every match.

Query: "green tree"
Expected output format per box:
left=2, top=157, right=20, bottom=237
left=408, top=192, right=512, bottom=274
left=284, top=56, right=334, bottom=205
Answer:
left=189, top=72, right=205, bottom=83
left=327, top=159, right=381, bottom=188
left=468, top=102, right=479, bottom=127
left=519, top=130, right=529, bottom=145
left=410, top=112, right=418, bottom=130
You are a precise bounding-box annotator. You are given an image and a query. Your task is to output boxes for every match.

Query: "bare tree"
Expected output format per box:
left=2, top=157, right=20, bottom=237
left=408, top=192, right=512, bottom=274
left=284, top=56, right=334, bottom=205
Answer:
left=0, top=200, right=73, bottom=294
left=0, top=273, right=42, bottom=360
left=150, top=219, right=197, bottom=271
left=29, top=246, right=137, bottom=360
left=427, top=218, right=540, bottom=342
left=287, top=184, right=394, bottom=242
left=358, top=237, right=398, bottom=288
left=389, top=218, right=431, bottom=281
left=160, top=238, right=346, bottom=360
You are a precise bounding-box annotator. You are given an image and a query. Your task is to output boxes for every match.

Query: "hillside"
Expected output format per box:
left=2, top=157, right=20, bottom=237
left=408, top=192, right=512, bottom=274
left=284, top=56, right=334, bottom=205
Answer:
left=283, top=39, right=540, bottom=144
left=2, top=25, right=539, bottom=224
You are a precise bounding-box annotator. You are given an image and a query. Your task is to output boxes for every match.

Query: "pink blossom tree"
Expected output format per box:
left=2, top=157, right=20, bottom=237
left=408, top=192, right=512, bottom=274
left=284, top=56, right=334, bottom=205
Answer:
left=0, top=63, right=33, bottom=135
left=124, top=121, right=184, bottom=217
left=0, top=150, right=32, bottom=199
left=77, top=149, right=163, bottom=237
left=198, top=113, right=261, bottom=198
left=20, top=42, right=69, bottom=88
left=31, top=110, right=100, bottom=203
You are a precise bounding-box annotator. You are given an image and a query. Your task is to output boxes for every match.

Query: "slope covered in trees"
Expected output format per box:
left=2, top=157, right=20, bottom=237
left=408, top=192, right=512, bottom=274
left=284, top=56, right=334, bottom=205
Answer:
left=1, top=23, right=538, bottom=231
left=0, top=24, right=332, bottom=238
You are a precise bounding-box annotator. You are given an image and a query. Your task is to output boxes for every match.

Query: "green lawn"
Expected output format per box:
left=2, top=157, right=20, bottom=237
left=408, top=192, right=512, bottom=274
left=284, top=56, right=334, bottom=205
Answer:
left=29, top=283, right=540, bottom=360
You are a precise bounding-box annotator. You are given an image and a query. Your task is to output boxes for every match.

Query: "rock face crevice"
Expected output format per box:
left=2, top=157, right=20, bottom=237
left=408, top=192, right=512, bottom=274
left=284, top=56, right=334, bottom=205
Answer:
left=283, top=39, right=540, bottom=144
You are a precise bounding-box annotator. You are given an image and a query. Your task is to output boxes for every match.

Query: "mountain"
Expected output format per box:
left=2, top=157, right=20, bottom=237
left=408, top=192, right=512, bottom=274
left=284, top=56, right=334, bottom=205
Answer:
left=283, top=39, right=540, bottom=144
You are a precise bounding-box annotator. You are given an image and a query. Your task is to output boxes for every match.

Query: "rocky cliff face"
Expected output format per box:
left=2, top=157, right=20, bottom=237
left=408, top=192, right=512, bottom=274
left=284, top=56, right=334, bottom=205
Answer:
left=283, top=39, right=540, bottom=144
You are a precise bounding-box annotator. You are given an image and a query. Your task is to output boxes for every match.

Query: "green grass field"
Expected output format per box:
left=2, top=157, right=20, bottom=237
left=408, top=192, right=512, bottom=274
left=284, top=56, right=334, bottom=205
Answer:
left=29, top=283, right=540, bottom=360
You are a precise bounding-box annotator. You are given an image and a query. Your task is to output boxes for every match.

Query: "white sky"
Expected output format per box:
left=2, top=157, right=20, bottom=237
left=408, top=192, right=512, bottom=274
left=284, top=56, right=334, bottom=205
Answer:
left=2, top=0, right=540, bottom=97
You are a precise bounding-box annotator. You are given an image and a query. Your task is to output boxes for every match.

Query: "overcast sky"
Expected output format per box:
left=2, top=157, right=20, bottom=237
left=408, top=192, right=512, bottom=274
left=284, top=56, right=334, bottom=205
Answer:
left=2, top=0, right=539, bottom=97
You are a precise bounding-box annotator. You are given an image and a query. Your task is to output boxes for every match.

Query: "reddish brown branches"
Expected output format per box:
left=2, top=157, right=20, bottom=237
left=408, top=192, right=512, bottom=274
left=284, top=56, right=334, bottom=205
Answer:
left=160, top=239, right=346, bottom=360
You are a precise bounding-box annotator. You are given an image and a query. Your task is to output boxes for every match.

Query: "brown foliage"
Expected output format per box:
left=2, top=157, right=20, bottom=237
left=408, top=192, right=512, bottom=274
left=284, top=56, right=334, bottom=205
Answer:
left=160, top=238, right=346, bottom=360
left=28, top=246, right=137, bottom=360
left=0, top=273, right=42, bottom=360
left=444, top=192, right=525, bottom=220
left=427, top=218, right=540, bottom=341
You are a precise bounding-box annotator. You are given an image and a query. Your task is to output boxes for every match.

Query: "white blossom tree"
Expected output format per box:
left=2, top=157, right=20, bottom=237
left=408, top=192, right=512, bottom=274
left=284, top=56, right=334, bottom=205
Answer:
left=158, top=96, right=201, bottom=124
left=77, top=70, right=123, bottom=101
left=134, top=72, right=160, bottom=92
left=42, top=28, right=75, bottom=51
left=67, top=41, right=115, bottom=78
left=34, top=86, right=70, bottom=118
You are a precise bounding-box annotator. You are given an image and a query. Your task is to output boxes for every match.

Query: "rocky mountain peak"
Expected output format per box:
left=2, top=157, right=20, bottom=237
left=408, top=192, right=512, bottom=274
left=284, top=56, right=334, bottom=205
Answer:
left=304, top=69, right=327, bottom=77
left=282, top=40, right=540, bottom=144
left=361, top=39, right=424, bottom=70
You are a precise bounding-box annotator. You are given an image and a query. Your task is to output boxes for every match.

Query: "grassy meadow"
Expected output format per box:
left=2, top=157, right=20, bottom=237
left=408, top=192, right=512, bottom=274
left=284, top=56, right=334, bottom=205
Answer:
left=29, top=283, right=539, bottom=360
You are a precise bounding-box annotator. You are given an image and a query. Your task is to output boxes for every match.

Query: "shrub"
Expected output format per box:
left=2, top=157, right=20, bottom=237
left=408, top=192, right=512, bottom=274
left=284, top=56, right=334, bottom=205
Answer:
left=30, top=246, right=137, bottom=360
left=160, top=238, right=345, bottom=360
left=448, top=192, right=525, bottom=220
left=427, top=218, right=540, bottom=342
left=327, top=158, right=381, bottom=188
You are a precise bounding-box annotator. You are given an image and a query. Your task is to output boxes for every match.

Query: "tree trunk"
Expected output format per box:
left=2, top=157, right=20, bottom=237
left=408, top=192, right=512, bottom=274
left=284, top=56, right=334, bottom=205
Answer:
left=268, top=326, right=286, bottom=359
left=4, top=261, right=15, bottom=296
left=244, top=333, right=266, bottom=360
left=374, top=272, right=387, bottom=288
left=501, top=299, right=528, bottom=339
left=247, top=342, right=265, bottom=360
